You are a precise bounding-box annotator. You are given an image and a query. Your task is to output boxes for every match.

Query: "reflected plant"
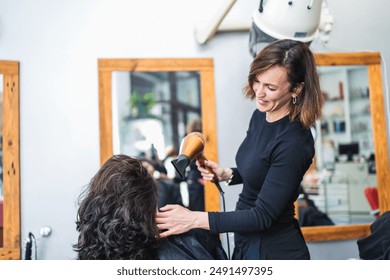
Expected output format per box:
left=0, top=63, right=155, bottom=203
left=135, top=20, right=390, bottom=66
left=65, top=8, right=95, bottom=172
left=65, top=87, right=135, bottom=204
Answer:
left=130, top=91, right=156, bottom=118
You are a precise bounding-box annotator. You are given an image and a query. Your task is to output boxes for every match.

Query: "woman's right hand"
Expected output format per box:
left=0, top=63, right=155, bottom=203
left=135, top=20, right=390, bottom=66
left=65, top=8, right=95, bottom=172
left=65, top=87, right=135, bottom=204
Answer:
left=196, top=160, right=231, bottom=182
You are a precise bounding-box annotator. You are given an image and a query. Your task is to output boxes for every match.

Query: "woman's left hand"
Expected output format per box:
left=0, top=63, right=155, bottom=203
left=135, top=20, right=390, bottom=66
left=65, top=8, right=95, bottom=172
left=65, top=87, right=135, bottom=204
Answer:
left=156, top=204, right=193, bottom=238
left=156, top=204, right=209, bottom=238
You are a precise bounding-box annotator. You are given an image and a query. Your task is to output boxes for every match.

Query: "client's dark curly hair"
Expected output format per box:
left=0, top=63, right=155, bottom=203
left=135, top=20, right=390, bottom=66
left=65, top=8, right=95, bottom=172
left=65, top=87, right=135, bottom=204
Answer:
left=74, top=155, right=160, bottom=259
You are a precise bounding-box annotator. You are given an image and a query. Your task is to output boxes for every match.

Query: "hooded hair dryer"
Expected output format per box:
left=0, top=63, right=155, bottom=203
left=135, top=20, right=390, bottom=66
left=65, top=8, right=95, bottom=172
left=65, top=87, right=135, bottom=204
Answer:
left=171, top=132, right=224, bottom=194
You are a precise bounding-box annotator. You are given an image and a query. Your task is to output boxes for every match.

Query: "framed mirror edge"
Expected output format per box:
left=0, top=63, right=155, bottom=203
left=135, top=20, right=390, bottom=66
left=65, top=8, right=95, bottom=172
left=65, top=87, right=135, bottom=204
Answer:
left=98, top=58, right=221, bottom=212
left=0, top=60, right=21, bottom=260
left=301, top=52, right=390, bottom=242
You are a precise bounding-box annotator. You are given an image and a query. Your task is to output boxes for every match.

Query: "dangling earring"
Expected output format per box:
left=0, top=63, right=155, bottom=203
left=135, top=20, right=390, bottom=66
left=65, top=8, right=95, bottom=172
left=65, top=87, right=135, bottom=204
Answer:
left=292, top=95, right=297, bottom=104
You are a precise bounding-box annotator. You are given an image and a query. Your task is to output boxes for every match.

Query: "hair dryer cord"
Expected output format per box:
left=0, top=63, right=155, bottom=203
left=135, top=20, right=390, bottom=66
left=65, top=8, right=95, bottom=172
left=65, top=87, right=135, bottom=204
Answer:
left=214, top=181, right=230, bottom=259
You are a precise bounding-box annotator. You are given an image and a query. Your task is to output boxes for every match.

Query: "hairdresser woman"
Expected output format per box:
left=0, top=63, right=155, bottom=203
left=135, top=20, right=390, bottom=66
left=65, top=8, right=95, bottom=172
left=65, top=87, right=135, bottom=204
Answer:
left=156, top=39, right=324, bottom=260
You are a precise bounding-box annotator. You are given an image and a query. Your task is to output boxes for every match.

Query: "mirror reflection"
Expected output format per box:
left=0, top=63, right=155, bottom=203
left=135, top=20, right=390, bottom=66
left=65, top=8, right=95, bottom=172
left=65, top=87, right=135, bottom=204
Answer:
left=300, top=65, right=377, bottom=227
left=111, top=70, right=206, bottom=211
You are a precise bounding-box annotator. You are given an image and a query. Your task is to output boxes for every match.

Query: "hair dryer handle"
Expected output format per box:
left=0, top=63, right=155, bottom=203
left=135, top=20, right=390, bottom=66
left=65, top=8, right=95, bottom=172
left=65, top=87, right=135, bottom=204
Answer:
left=197, top=155, right=224, bottom=194
left=197, top=154, right=218, bottom=182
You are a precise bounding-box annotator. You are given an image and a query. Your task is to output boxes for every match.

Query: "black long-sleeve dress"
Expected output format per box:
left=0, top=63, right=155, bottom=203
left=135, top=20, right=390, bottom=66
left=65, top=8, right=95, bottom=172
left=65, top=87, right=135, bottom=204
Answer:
left=208, top=110, right=314, bottom=259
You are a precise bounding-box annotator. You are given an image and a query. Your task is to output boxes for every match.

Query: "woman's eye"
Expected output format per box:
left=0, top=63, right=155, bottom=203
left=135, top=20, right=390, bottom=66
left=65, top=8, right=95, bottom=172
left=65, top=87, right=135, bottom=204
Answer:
left=268, top=86, right=276, bottom=91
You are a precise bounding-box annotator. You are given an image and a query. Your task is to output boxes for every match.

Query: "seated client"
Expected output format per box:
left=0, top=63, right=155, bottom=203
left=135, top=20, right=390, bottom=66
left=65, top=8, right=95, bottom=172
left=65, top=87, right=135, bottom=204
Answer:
left=73, top=154, right=227, bottom=260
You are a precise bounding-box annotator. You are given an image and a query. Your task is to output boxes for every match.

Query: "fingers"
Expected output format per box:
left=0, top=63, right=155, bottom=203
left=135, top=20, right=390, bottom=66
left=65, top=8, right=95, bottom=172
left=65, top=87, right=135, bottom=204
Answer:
left=196, top=159, right=215, bottom=168
left=156, top=211, right=174, bottom=238
left=159, top=230, right=173, bottom=238
left=156, top=219, right=174, bottom=238
left=196, top=160, right=217, bottom=181
left=158, top=204, right=189, bottom=215
left=158, top=204, right=177, bottom=212
left=157, top=225, right=180, bottom=238
left=205, top=160, right=218, bottom=169
left=155, top=217, right=170, bottom=231
left=155, top=204, right=192, bottom=238
left=156, top=204, right=180, bottom=231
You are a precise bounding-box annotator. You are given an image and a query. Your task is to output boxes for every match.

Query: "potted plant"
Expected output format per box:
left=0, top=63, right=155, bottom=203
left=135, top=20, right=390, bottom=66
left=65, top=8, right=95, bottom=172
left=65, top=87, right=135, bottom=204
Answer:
left=129, top=91, right=156, bottom=118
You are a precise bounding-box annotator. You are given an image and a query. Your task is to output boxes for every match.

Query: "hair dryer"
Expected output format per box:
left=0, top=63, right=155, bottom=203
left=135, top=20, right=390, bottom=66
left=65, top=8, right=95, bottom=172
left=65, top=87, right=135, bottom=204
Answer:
left=171, top=132, right=224, bottom=194
left=171, top=131, right=228, bottom=257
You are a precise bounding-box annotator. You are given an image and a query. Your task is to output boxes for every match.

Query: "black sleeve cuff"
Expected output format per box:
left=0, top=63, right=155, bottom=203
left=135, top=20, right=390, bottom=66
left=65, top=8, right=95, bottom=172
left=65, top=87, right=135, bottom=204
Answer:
left=228, top=168, right=242, bottom=185
left=208, top=212, right=219, bottom=234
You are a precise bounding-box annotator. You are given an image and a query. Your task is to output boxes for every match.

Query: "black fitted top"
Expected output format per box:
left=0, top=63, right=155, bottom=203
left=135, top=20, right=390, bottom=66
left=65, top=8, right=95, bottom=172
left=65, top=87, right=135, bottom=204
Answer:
left=209, top=110, right=314, bottom=234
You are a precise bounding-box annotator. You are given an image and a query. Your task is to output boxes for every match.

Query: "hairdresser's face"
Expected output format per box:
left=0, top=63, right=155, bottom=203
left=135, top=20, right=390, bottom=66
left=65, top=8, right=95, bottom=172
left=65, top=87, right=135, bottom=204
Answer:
left=253, top=66, right=293, bottom=122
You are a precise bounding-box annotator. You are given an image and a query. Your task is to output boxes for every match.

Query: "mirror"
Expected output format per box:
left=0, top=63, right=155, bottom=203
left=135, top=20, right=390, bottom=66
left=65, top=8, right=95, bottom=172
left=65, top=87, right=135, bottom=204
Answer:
left=0, top=60, right=20, bottom=259
left=310, top=65, right=376, bottom=225
left=98, top=58, right=220, bottom=211
left=301, top=52, right=390, bottom=241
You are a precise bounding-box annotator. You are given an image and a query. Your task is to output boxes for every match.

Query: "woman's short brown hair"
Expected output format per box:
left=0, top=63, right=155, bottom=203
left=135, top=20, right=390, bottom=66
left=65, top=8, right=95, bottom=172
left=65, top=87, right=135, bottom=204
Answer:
left=243, top=39, right=323, bottom=128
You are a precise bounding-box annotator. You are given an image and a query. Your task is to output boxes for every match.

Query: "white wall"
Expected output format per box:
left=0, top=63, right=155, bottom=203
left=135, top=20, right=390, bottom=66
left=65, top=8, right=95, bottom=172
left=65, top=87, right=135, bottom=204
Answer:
left=0, top=0, right=389, bottom=260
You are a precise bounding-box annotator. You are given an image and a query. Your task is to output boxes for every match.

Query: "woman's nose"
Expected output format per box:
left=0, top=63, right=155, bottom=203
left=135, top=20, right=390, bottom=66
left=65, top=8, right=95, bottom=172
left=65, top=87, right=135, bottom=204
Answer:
left=254, top=85, right=264, bottom=96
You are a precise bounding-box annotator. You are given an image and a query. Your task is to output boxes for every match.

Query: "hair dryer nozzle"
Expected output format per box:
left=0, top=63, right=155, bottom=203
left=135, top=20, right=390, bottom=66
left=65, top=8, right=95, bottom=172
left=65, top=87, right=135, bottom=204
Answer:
left=171, top=154, right=191, bottom=179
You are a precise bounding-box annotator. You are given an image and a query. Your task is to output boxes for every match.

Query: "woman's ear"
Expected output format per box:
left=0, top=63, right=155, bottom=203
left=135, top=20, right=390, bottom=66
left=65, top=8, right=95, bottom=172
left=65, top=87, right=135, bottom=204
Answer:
left=293, top=82, right=304, bottom=97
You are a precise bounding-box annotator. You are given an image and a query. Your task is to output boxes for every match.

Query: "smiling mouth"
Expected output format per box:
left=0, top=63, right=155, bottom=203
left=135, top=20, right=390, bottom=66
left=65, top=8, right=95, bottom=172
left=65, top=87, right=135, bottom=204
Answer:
left=258, top=99, right=268, bottom=105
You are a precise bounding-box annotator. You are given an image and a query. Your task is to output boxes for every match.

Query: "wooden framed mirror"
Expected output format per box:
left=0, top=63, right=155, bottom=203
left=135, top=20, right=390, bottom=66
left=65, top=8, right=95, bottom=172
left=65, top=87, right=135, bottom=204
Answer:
left=98, top=58, right=220, bottom=211
left=301, top=52, right=390, bottom=241
left=0, top=60, right=20, bottom=259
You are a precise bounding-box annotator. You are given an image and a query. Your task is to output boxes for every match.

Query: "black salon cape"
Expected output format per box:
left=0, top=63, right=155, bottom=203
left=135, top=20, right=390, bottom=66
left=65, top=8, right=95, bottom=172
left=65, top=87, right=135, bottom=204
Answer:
left=357, top=211, right=390, bottom=260
left=157, top=229, right=228, bottom=260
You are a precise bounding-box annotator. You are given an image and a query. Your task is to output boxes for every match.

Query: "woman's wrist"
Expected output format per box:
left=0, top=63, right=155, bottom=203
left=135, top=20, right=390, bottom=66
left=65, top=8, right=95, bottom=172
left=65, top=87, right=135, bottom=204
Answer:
left=220, top=168, right=230, bottom=181
left=221, top=168, right=233, bottom=182
left=193, top=211, right=210, bottom=230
